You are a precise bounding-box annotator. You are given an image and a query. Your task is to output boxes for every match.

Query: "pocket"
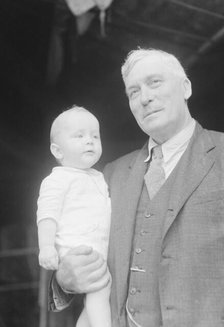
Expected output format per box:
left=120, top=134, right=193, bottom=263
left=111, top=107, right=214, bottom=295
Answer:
left=191, top=190, right=224, bottom=204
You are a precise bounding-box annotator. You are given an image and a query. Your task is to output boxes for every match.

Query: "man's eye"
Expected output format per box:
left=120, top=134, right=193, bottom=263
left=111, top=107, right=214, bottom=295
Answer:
left=129, top=89, right=139, bottom=99
left=151, top=79, right=162, bottom=87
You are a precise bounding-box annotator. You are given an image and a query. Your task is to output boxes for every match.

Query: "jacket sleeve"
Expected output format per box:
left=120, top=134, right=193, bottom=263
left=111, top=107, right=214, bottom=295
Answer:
left=48, top=272, right=84, bottom=312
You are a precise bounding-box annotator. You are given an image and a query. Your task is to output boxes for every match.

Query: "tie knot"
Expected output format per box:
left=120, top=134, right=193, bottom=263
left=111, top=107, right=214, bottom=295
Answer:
left=151, top=145, right=163, bottom=160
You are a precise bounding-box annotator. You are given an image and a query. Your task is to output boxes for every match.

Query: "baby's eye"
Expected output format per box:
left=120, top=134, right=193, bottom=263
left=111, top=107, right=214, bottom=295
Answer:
left=73, top=134, right=83, bottom=138
left=93, top=135, right=99, bottom=139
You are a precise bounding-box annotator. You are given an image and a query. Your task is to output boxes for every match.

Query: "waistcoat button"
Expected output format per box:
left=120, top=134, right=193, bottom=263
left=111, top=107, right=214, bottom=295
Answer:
left=135, top=248, right=142, bottom=254
left=129, top=307, right=135, bottom=316
left=130, top=287, right=137, bottom=295
left=145, top=211, right=151, bottom=218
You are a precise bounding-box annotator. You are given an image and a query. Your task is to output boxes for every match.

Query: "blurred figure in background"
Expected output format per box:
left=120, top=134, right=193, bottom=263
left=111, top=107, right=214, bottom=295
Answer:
left=46, top=0, right=113, bottom=85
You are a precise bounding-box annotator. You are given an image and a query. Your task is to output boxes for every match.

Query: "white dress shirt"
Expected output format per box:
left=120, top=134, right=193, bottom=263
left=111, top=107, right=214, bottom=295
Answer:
left=145, top=118, right=196, bottom=179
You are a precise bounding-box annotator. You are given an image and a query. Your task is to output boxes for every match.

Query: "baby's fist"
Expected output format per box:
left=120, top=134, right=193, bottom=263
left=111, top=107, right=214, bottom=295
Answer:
left=39, top=246, right=59, bottom=270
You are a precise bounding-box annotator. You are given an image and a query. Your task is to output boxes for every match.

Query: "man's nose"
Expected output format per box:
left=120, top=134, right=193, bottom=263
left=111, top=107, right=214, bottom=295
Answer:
left=140, top=85, right=154, bottom=105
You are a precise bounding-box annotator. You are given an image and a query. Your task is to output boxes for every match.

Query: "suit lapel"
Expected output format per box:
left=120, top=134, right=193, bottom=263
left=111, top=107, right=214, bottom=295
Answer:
left=113, top=144, right=148, bottom=310
left=162, top=123, right=216, bottom=240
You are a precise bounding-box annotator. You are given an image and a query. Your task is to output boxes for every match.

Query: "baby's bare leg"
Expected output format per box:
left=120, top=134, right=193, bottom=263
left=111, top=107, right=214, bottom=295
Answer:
left=76, top=276, right=111, bottom=327
left=85, top=276, right=111, bottom=327
left=76, top=307, right=90, bottom=327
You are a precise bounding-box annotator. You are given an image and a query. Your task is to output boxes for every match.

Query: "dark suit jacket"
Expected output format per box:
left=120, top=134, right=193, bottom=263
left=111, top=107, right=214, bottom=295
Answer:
left=104, top=122, right=224, bottom=327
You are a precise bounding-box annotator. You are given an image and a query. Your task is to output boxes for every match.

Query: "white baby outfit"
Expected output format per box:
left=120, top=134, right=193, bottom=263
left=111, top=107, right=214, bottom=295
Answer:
left=37, top=166, right=111, bottom=259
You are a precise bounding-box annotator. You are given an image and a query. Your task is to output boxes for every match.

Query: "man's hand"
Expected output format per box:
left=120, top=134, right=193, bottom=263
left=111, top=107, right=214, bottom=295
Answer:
left=56, top=245, right=110, bottom=294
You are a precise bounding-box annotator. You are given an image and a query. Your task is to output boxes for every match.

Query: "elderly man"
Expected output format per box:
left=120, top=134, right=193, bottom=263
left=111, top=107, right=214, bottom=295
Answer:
left=49, top=48, right=224, bottom=327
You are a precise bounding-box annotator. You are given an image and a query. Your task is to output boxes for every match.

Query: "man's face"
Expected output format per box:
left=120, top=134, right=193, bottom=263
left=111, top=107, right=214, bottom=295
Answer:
left=55, top=111, right=102, bottom=169
left=124, top=55, right=192, bottom=143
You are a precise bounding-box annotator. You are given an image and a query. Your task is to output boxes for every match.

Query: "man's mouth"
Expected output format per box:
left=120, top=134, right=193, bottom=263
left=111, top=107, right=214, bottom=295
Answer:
left=143, top=108, right=162, bottom=118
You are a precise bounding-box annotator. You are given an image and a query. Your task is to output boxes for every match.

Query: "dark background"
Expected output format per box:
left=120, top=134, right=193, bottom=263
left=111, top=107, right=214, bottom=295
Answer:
left=0, top=0, right=224, bottom=326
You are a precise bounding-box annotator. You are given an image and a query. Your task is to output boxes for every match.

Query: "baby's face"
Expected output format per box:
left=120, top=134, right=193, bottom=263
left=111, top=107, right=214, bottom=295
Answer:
left=55, top=111, right=102, bottom=169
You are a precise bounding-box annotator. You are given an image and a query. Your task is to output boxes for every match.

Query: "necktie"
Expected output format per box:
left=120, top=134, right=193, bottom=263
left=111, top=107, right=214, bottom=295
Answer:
left=144, top=145, right=165, bottom=199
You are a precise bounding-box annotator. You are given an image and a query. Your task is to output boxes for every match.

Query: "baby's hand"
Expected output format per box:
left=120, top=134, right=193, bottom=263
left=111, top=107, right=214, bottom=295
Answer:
left=39, top=246, right=59, bottom=270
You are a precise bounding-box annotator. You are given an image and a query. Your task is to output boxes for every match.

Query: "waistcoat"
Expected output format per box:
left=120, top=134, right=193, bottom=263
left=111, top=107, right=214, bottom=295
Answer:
left=126, top=166, right=180, bottom=327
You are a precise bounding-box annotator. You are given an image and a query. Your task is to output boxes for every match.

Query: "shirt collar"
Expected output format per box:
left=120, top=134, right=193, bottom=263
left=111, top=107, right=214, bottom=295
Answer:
left=145, top=118, right=196, bottom=162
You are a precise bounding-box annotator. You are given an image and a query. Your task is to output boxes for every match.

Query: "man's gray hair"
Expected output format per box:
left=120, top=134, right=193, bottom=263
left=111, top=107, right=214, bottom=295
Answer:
left=121, top=48, right=187, bottom=82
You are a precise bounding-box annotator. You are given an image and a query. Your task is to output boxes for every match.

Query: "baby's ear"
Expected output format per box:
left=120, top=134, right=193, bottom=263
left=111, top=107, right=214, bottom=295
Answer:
left=50, top=143, right=63, bottom=160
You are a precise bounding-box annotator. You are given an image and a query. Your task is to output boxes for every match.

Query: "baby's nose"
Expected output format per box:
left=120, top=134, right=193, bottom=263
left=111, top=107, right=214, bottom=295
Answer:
left=86, top=136, right=94, bottom=144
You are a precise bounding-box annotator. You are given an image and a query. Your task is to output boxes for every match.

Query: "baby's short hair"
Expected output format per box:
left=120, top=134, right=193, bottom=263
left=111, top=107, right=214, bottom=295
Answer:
left=50, top=105, right=89, bottom=143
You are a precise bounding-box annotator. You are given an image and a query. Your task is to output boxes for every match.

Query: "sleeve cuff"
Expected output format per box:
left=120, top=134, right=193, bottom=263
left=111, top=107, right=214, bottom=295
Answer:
left=48, top=273, right=74, bottom=311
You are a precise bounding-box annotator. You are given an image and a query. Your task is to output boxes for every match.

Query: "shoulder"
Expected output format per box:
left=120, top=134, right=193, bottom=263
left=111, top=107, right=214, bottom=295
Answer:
left=194, top=127, right=224, bottom=171
left=202, top=128, right=224, bottom=153
left=103, top=148, right=141, bottom=183
left=194, top=123, right=224, bottom=152
left=42, top=167, right=70, bottom=182
left=39, top=167, right=75, bottom=192
left=205, top=129, right=224, bottom=162
left=205, top=129, right=224, bottom=143
left=88, top=168, right=104, bottom=177
left=107, top=149, right=140, bottom=169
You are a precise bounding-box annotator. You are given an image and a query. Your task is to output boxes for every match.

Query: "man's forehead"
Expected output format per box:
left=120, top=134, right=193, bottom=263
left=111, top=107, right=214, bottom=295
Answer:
left=132, top=55, right=169, bottom=73
left=125, top=59, right=167, bottom=86
left=128, top=55, right=182, bottom=82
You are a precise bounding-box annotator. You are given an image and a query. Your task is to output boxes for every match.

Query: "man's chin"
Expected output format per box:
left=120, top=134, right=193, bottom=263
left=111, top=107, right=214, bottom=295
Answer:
left=142, top=124, right=164, bottom=140
left=140, top=120, right=161, bottom=134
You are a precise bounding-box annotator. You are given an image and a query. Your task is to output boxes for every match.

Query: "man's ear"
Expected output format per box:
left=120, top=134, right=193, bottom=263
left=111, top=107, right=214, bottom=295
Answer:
left=50, top=143, right=63, bottom=160
left=182, top=78, right=192, bottom=100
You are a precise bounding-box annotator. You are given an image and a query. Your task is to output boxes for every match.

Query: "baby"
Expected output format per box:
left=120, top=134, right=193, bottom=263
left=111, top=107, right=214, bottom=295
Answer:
left=36, top=106, right=111, bottom=327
